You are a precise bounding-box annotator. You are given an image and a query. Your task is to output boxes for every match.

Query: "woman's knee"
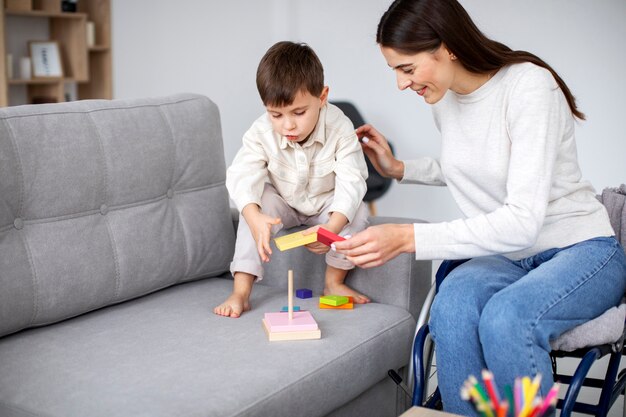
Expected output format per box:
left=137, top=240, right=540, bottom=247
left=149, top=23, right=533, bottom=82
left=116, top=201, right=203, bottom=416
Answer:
left=479, top=293, right=530, bottom=343
left=430, top=277, right=481, bottom=337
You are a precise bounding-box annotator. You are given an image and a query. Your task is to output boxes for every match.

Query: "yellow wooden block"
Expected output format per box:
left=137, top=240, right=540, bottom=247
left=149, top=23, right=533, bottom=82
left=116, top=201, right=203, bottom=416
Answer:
left=274, top=231, right=318, bottom=251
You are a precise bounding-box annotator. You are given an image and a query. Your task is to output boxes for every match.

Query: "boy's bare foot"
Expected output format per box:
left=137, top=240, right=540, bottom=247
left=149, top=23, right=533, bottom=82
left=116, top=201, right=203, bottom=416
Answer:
left=323, top=283, right=370, bottom=304
left=215, top=272, right=254, bottom=318
left=214, top=293, right=251, bottom=318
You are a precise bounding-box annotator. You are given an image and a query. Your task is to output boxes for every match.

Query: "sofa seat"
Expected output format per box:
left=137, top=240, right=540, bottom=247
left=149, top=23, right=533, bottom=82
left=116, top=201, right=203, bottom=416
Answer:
left=0, top=276, right=415, bottom=417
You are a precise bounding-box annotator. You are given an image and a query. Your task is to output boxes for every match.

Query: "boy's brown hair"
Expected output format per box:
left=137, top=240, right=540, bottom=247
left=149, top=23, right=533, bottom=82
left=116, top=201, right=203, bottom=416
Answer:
left=256, top=41, right=324, bottom=107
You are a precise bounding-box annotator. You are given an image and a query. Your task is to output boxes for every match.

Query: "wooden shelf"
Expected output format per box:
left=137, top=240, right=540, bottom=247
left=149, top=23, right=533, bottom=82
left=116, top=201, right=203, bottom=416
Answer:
left=0, top=0, right=112, bottom=106
left=8, top=78, right=63, bottom=85
left=6, top=9, right=86, bottom=18
left=8, top=77, right=87, bottom=85
left=88, top=45, right=109, bottom=52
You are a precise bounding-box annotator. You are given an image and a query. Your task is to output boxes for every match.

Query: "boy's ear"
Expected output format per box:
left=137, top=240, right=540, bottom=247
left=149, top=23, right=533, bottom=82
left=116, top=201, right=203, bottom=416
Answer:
left=320, top=86, right=330, bottom=106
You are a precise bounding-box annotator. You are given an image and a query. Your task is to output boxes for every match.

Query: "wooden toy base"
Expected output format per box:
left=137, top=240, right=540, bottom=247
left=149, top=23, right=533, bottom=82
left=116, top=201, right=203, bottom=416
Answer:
left=262, top=319, right=321, bottom=341
left=264, top=311, right=318, bottom=331
left=263, top=269, right=321, bottom=341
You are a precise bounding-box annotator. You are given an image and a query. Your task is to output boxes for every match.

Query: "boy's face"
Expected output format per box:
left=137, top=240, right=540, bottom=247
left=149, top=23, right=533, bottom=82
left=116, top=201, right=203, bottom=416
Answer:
left=266, top=86, right=329, bottom=144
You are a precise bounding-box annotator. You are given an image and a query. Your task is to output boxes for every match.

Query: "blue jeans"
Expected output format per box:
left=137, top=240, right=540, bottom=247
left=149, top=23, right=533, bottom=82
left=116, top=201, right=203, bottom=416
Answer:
left=429, top=237, right=626, bottom=416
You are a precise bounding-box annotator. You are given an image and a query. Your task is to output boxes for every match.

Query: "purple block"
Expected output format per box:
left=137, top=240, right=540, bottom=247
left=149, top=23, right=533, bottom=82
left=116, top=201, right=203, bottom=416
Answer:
left=296, top=288, right=313, bottom=299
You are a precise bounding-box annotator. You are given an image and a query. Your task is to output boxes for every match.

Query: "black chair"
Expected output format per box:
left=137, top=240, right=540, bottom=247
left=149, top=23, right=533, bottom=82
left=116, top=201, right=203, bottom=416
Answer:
left=331, top=101, right=394, bottom=215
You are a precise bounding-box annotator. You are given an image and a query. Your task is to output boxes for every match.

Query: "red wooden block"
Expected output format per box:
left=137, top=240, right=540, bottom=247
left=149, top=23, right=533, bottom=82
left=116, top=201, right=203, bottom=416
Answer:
left=317, top=227, right=345, bottom=246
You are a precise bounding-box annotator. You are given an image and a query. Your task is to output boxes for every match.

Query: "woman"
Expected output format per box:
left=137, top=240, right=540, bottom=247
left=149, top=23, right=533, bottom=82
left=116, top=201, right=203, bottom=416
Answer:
left=332, top=0, right=626, bottom=414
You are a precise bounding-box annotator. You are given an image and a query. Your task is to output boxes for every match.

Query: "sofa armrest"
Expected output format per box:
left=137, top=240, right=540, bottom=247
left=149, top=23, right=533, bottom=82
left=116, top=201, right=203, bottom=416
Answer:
left=258, top=216, right=432, bottom=320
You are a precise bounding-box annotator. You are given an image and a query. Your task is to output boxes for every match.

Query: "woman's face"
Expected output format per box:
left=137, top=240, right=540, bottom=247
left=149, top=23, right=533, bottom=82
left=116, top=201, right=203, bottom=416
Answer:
left=380, top=44, right=456, bottom=105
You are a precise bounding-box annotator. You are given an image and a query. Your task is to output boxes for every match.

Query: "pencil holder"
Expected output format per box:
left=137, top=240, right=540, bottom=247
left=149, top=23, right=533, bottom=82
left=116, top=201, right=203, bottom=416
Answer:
left=461, top=370, right=559, bottom=417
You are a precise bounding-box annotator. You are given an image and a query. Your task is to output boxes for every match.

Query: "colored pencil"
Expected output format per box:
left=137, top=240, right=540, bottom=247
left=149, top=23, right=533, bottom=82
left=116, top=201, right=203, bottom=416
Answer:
left=482, top=369, right=502, bottom=407
left=534, top=383, right=559, bottom=417
left=514, top=378, right=523, bottom=417
left=520, top=374, right=541, bottom=417
left=497, top=400, right=509, bottom=417
left=504, top=385, right=515, bottom=417
left=465, top=380, right=494, bottom=417
left=461, top=371, right=559, bottom=417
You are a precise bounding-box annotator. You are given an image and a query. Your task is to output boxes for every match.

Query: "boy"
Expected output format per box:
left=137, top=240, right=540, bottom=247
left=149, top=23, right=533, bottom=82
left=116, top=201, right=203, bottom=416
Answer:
left=214, top=41, right=370, bottom=318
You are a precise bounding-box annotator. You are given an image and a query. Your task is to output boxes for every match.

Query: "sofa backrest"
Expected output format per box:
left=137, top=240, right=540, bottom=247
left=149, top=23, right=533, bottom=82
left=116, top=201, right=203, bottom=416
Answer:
left=0, top=94, right=235, bottom=337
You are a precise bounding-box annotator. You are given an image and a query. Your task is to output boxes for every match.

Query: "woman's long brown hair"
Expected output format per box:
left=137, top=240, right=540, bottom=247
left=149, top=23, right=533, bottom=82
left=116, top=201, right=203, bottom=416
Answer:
left=377, top=0, right=585, bottom=120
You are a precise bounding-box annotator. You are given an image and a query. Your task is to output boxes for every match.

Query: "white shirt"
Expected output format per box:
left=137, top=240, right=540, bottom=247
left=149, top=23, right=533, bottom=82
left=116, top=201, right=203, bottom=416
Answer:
left=226, top=103, right=368, bottom=222
left=402, top=63, right=614, bottom=260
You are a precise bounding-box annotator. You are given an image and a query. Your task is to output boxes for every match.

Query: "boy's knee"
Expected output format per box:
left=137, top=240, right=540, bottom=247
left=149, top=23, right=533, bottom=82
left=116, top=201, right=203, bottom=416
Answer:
left=260, top=195, right=282, bottom=217
left=325, top=251, right=353, bottom=270
left=351, top=203, right=370, bottom=230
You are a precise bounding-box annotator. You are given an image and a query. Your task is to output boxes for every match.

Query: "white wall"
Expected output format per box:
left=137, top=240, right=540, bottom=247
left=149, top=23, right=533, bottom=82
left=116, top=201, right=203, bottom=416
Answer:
left=112, top=0, right=626, bottom=225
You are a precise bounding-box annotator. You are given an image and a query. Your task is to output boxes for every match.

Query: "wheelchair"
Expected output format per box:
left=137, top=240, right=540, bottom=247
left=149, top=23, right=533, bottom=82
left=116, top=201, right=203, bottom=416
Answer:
left=409, top=259, right=626, bottom=417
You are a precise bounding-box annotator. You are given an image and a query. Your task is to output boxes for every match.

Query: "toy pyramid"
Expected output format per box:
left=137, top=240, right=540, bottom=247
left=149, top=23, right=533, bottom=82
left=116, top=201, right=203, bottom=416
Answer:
left=262, top=270, right=321, bottom=341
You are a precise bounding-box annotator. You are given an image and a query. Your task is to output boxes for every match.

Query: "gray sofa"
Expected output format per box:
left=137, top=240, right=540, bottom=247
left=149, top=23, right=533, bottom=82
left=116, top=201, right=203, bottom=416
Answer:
left=0, top=94, right=431, bottom=417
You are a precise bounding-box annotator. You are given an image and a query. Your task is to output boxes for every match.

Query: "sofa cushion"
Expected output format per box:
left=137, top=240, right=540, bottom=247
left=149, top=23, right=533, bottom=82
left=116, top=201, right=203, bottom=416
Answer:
left=0, top=94, right=235, bottom=337
left=0, top=277, right=415, bottom=417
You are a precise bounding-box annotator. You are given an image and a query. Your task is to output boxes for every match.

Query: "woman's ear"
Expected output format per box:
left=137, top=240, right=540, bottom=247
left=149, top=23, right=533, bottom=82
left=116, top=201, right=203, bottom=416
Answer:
left=441, top=43, right=456, bottom=61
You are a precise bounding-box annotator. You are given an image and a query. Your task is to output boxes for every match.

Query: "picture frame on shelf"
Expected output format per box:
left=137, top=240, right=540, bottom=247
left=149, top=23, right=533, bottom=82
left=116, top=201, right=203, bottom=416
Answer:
left=28, top=41, right=64, bottom=79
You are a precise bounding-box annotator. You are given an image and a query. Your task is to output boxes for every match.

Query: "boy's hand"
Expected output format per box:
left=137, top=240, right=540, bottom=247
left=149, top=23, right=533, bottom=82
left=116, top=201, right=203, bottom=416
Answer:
left=302, top=212, right=349, bottom=254
left=242, top=204, right=281, bottom=263
left=302, top=225, right=330, bottom=254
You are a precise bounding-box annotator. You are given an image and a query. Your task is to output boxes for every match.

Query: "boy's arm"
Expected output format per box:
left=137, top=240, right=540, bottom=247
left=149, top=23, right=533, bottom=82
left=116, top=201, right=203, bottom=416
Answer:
left=241, top=203, right=281, bottom=263
left=325, top=212, right=348, bottom=234
left=303, top=211, right=349, bottom=255
left=226, top=130, right=270, bottom=213
left=328, top=131, right=368, bottom=223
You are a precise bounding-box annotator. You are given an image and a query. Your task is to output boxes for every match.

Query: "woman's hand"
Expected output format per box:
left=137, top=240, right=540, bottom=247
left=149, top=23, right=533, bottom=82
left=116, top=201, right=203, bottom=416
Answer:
left=332, top=223, right=415, bottom=268
left=242, top=204, right=282, bottom=263
left=356, top=124, right=405, bottom=180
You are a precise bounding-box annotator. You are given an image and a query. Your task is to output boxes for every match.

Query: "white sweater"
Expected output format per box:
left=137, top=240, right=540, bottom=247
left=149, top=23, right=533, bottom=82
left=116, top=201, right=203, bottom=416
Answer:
left=402, top=62, right=614, bottom=260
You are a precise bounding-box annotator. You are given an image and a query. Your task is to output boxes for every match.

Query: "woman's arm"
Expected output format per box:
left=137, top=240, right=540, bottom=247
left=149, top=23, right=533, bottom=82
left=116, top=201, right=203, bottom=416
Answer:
left=357, top=124, right=446, bottom=186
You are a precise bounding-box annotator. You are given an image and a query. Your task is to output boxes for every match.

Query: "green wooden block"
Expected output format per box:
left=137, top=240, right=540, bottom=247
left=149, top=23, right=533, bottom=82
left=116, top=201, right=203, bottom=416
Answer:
left=319, top=295, right=349, bottom=307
